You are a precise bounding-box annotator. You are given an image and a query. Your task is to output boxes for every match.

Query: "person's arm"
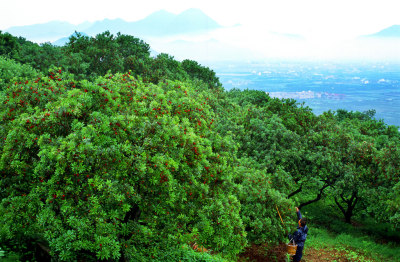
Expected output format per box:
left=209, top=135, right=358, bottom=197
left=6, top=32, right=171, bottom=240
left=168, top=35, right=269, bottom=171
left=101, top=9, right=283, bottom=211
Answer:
left=296, top=207, right=302, bottom=220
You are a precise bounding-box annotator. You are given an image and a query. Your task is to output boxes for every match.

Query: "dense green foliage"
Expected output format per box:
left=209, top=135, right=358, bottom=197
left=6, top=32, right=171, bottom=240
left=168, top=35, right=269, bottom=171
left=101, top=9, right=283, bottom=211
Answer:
left=0, top=56, right=38, bottom=87
left=0, top=31, right=399, bottom=261
left=0, top=30, right=221, bottom=88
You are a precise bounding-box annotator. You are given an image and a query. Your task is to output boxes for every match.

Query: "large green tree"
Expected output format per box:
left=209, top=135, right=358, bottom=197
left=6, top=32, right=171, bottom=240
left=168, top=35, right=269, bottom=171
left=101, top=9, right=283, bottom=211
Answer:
left=0, top=70, right=246, bottom=260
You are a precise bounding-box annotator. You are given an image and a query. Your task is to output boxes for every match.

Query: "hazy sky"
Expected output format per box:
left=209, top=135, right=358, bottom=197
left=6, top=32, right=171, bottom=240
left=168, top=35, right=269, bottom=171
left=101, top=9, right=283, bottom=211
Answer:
left=1, top=0, right=400, bottom=39
left=1, top=0, right=400, bottom=62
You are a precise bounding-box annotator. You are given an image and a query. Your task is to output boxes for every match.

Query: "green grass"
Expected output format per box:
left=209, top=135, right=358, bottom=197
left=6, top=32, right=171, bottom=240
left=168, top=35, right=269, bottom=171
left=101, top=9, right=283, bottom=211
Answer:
left=302, top=200, right=400, bottom=243
left=0, top=250, right=20, bottom=262
left=305, top=226, right=400, bottom=262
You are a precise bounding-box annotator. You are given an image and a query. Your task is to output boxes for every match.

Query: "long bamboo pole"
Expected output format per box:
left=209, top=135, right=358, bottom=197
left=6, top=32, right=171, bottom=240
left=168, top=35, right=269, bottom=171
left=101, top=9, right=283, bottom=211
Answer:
left=276, top=205, right=285, bottom=225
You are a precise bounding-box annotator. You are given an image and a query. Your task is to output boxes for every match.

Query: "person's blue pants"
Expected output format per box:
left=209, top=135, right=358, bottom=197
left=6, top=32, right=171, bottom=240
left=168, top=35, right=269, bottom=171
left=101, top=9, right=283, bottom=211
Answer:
left=292, top=245, right=304, bottom=262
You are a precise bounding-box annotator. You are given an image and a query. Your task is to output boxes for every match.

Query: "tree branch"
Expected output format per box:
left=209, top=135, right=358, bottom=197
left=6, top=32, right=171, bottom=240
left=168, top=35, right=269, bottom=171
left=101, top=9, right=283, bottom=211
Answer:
left=334, top=197, right=346, bottom=216
left=340, top=193, right=347, bottom=203
left=288, top=185, right=303, bottom=198
left=37, top=242, right=51, bottom=255
left=299, top=183, right=329, bottom=208
left=350, top=191, right=358, bottom=209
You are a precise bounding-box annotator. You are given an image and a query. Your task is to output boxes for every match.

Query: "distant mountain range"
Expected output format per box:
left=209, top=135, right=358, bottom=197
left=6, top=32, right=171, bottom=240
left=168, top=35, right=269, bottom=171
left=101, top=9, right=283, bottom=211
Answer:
left=52, top=32, right=89, bottom=46
left=363, top=25, right=400, bottom=38
left=85, top=9, right=220, bottom=36
left=5, top=21, right=92, bottom=43
left=5, top=8, right=222, bottom=44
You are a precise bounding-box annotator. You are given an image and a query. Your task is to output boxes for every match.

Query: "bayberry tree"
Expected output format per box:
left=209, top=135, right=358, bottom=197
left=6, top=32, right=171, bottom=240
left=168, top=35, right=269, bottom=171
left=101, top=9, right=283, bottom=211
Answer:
left=0, top=69, right=246, bottom=260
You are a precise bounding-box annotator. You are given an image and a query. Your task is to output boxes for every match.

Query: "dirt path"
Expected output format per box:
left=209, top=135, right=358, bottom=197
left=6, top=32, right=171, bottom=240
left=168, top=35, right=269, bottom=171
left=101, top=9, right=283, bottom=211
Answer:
left=239, top=245, right=379, bottom=262
left=303, top=247, right=352, bottom=262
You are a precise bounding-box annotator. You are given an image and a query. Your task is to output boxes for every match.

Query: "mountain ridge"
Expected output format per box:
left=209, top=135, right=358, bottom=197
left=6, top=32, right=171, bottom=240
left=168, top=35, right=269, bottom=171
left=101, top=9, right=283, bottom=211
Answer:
left=363, top=25, right=400, bottom=38
left=5, top=8, right=221, bottom=43
left=6, top=21, right=92, bottom=41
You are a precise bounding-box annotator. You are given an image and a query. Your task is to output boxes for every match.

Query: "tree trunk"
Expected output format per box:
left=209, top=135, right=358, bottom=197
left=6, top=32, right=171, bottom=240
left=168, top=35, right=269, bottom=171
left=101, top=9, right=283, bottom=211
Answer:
left=334, top=191, right=358, bottom=224
left=344, top=210, right=353, bottom=224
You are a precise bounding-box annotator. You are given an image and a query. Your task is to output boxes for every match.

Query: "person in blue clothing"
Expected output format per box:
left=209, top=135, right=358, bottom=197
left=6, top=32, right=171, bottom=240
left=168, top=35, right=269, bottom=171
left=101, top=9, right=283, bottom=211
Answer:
left=288, top=207, right=308, bottom=262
